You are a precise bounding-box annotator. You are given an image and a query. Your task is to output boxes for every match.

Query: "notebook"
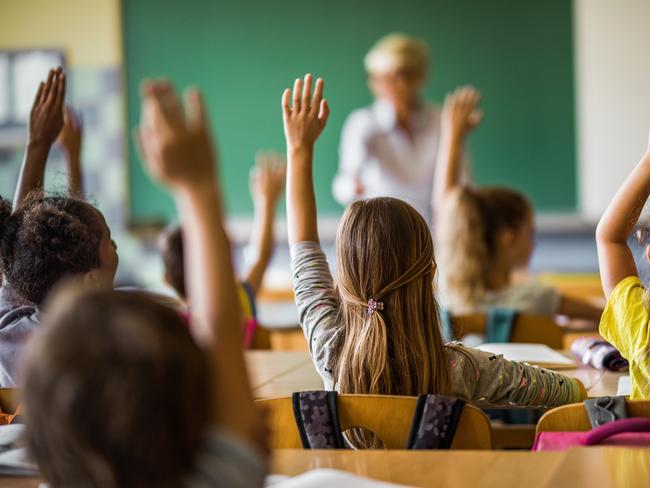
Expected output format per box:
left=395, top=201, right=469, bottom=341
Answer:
left=266, top=469, right=412, bottom=487
left=617, top=376, right=632, bottom=396
left=476, top=343, right=576, bottom=369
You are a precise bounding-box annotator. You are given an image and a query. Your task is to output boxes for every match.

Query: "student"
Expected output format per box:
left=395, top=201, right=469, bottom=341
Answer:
left=596, top=130, right=650, bottom=399
left=0, top=68, right=118, bottom=387
left=160, top=153, right=285, bottom=345
left=284, top=74, right=586, bottom=417
left=435, top=87, right=602, bottom=321
left=21, top=80, right=266, bottom=487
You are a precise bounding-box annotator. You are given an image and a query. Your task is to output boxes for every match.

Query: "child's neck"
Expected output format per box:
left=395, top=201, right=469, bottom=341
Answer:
left=485, top=260, right=513, bottom=291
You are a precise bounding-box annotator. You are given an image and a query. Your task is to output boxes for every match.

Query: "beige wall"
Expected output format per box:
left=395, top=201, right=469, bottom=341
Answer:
left=575, top=0, right=650, bottom=221
left=0, top=0, right=122, bottom=67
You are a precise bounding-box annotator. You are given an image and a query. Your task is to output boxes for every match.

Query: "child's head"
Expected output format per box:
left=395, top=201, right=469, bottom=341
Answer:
left=159, top=225, right=186, bottom=300
left=0, top=194, right=117, bottom=305
left=438, top=186, right=533, bottom=310
left=334, top=197, right=449, bottom=398
left=22, top=286, right=210, bottom=487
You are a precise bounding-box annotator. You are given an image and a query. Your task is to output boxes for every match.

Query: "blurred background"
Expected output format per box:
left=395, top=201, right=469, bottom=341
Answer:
left=1, top=0, right=649, bottom=298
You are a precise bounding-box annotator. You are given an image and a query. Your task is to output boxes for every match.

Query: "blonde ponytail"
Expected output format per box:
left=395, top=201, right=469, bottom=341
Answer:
left=438, top=186, right=531, bottom=312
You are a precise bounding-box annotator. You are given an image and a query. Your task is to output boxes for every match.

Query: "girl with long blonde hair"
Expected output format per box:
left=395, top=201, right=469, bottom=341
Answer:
left=283, top=74, right=586, bottom=429
left=435, top=88, right=603, bottom=320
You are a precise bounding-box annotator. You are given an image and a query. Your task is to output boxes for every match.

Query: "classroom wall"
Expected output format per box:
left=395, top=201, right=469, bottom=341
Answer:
left=575, top=0, right=650, bottom=222
left=0, top=0, right=163, bottom=287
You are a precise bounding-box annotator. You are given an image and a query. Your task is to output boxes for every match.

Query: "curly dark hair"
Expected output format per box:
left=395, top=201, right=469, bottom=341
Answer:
left=0, top=197, right=10, bottom=286
left=0, top=193, right=104, bottom=305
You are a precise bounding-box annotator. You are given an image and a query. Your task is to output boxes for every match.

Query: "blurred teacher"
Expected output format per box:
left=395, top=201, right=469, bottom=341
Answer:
left=333, top=33, right=451, bottom=221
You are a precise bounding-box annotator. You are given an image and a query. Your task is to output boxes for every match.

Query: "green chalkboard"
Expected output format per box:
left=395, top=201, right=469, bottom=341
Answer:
left=122, top=0, right=576, bottom=223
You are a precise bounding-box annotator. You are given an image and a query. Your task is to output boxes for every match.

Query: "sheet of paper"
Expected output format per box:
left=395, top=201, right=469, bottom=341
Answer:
left=266, top=469, right=412, bottom=488
left=475, top=343, right=576, bottom=368
left=617, top=375, right=632, bottom=396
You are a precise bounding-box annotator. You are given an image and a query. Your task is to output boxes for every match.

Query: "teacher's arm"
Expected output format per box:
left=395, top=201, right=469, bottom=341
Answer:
left=332, top=111, right=367, bottom=206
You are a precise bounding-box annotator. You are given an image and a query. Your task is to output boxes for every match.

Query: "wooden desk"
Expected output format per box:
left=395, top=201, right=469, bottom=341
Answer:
left=246, top=351, right=317, bottom=396
left=4, top=447, right=649, bottom=488
left=248, top=351, right=624, bottom=399
left=271, top=447, right=650, bottom=488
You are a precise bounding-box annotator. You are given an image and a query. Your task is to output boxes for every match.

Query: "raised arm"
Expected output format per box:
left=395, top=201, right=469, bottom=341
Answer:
left=14, top=67, right=66, bottom=210
left=283, top=74, right=330, bottom=245
left=432, top=86, right=482, bottom=212
left=596, top=132, right=650, bottom=298
left=57, top=106, right=84, bottom=196
left=243, top=151, right=286, bottom=294
left=137, top=81, right=261, bottom=448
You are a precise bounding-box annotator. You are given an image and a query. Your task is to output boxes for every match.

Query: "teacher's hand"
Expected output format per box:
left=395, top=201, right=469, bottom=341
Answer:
left=442, top=86, right=483, bottom=140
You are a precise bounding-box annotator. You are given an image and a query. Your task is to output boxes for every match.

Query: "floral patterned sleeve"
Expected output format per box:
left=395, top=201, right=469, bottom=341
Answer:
left=290, top=241, right=341, bottom=387
left=446, top=344, right=581, bottom=407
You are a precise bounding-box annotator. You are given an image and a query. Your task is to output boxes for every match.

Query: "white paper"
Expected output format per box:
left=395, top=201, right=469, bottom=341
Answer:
left=265, top=469, right=412, bottom=488
left=11, top=51, right=62, bottom=123
left=617, top=375, right=632, bottom=396
left=475, top=343, right=575, bottom=366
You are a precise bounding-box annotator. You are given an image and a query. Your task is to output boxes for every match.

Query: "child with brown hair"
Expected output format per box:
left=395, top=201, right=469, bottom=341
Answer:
left=435, top=87, right=602, bottom=320
left=159, top=152, right=285, bottom=346
left=284, top=74, right=586, bottom=426
left=21, top=80, right=266, bottom=487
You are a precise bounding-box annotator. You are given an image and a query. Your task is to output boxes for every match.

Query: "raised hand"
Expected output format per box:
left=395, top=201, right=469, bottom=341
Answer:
left=14, top=67, right=67, bottom=209
left=282, top=74, right=330, bottom=151
left=29, top=67, right=66, bottom=148
left=441, top=86, right=483, bottom=140
left=250, top=151, right=286, bottom=208
left=57, top=106, right=82, bottom=160
left=138, top=81, right=216, bottom=192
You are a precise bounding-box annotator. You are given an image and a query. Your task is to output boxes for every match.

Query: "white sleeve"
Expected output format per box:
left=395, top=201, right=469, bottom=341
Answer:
left=332, top=111, right=370, bottom=206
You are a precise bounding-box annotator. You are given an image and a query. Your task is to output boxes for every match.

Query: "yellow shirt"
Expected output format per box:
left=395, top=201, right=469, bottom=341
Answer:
left=599, top=276, right=650, bottom=399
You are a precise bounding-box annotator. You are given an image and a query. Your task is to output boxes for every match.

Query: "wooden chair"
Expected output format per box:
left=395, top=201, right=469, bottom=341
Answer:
left=449, top=313, right=565, bottom=349
left=536, top=401, right=650, bottom=433
left=257, top=393, right=492, bottom=449
left=0, top=388, right=20, bottom=414
left=249, top=325, right=272, bottom=350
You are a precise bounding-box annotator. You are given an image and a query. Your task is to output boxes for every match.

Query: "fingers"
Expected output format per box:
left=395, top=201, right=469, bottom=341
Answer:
left=281, top=88, right=291, bottom=119
left=302, top=74, right=312, bottom=112
left=292, top=78, right=302, bottom=112
left=311, top=78, right=324, bottom=115
left=45, top=67, right=63, bottom=106
left=54, top=71, right=66, bottom=110
left=184, top=87, right=209, bottom=131
left=32, top=82, right=44, bottom=110
left=41, top=69, right=56, bottom=104
left=318, top=99, right=330, bottom=129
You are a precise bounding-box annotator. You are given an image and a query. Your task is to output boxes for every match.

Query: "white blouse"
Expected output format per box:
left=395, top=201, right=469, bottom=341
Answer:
left=332, top=99, right=442, bottom=221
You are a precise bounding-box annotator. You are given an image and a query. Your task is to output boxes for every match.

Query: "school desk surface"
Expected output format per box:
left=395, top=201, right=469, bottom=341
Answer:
left=245, top=350, right=623, bottom=400
left=270, top=447, right=650, bottom=488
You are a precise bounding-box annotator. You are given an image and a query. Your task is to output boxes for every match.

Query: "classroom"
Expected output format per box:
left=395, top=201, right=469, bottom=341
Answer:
left=0, top=0, right=650, bottom=486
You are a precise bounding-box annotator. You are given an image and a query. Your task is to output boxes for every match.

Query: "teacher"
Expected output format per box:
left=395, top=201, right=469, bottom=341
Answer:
left=333, top=33, right=461, bottom=222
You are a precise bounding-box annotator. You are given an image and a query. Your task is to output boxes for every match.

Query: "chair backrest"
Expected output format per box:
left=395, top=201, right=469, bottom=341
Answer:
left=450, top=313, right=564, bottom=349
left=257, top=393, right=492, bottom=449
left=250, top=325, right=272, bottom=350
left=537, top=401, right=650, bottom=433
left=0, top=388, right=20, bottom=414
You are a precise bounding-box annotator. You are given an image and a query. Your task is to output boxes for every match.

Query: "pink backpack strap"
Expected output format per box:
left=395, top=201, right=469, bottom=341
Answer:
left=585, top=418, right=650, bottom=446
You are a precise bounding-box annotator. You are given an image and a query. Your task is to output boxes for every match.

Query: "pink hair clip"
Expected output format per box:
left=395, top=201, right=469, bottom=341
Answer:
left=367, top=298, right=384, bottom=316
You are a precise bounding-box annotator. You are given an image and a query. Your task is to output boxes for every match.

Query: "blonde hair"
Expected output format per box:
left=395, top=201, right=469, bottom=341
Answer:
left=364, top=33, right=429, bottom=77
left=438, top=186, right=531, bottom=312
left=333, top=197, right=449, bottom=397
